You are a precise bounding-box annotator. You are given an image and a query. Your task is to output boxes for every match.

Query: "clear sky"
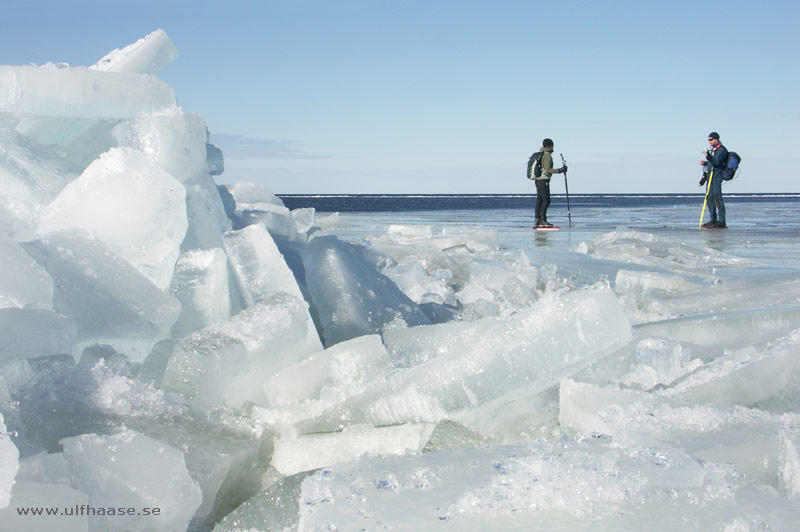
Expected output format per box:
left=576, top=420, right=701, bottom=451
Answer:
left=2, top=0, right=798, bottom=194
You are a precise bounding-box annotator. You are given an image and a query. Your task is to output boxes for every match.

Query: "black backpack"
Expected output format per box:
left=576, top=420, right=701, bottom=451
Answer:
left=722, top=151, right=741, bottom=181
left=526, top=151, right=543, bottom=180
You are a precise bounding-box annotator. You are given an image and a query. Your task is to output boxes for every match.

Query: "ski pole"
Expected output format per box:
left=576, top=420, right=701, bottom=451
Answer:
left=699, top=170, right=713, bottom=228
left=560, top=153, right=572, bottom=228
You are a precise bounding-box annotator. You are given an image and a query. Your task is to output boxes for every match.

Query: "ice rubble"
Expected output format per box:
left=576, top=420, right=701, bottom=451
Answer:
left=1, top=30, right=799, bottom=532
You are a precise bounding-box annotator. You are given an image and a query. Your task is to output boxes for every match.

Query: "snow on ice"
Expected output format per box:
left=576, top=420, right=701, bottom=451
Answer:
left=1, top=29, right=799, bottom=532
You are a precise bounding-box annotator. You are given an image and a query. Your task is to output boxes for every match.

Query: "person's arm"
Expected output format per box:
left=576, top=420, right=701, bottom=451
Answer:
left=707, top=146, right=728, bottom=169
left=541, top=152, right=562, bottom=174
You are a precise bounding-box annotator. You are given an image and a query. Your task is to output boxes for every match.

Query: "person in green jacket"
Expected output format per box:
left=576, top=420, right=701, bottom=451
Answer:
left=534, top=138, right=567, bottom=228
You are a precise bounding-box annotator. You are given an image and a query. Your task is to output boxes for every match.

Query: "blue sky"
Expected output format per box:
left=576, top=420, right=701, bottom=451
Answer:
left=2, top=0, right=798, bottom=194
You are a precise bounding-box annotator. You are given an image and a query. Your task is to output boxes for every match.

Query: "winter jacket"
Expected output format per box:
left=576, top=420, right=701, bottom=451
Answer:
left=538, top=147, right=564, bottom=180
left=706, top=143, right=729, bottom=172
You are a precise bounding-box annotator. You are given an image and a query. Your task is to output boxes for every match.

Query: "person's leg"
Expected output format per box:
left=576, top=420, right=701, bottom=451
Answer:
left=711, top=176, right=725, bottom=225
left=534, top=180, right=546, bottom=225
left=540, top=180, right=551, bottom=222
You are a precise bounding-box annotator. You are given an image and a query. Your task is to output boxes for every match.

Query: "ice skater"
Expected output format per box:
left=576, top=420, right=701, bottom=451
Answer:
left=532, top=138, right=567, bottom=228
left=699, top=132, right=729, bottom=228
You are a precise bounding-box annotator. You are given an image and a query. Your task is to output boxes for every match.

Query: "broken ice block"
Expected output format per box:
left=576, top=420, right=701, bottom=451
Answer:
left=181, top=174, right=234, bottom=251
left=780, top=429, right=800, bottom=499
left=559, top=378, right=793, bottom=486
left=299, top=286, right=632, bottom=432
left=635, top=306, right=800, bottom=351
left=214, top=471, right=311, bottom=532
left=263, top=334, right=391, bottom=410
left=0, top=413, right=20, bottom=508
left=0, top=65, right=176, bottom=119
left=225, top=181, right=284, bottom=209
left=615, top=269, right=699, bottom=300
left=0, top=230, right=53, bottom=309
left=272, top=423, right=435, bottom=477
left=61, top=430, right=202, bottom=532
left=0, top=308, right=77, bottom=359
left=666, top=328, right=800, bottom=412
left=233, top=203, right=299, bottom=240
left=129, top=415, right=266, bottom=523
left=90, top=28, right=179, bottom=76
left=21, top=231, right=181, bottom=363
left=0, top=481, right=89, bottom=531
left=162, top=294, right=320, bottom=410
left=223, top=223, right=320, bottom=349
left=38, top=147, right=188, bottom=290
left=302, top=235, right=431, bottom=346
left=16, top=451, right=70, bottom=486
left=114, top=108, right=209, bottom=182
left=224, top=224, right=303, bottom=305
left=169, top=248, right=233, bottom=337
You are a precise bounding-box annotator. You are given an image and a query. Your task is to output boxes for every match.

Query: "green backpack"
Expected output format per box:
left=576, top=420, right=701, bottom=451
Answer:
left=526, top=151, right=543, bottom=180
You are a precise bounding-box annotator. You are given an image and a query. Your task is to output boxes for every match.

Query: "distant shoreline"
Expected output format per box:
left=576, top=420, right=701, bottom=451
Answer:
left=278, top=193, right=800, bottom=198
left=277, top=193, right=800, bottom=213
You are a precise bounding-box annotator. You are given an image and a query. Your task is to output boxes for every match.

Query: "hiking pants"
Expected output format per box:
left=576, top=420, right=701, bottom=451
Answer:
left=535, top=179, right=551, bottom=221
left=707, top=173, right=725, bottom=223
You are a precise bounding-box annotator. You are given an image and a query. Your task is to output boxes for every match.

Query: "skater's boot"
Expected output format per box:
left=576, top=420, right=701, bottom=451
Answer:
left=540, top=219, right=554, bottom=228
left=702, top=220, right=716, bottom=228
left=534, top=218, right=542, bottom=228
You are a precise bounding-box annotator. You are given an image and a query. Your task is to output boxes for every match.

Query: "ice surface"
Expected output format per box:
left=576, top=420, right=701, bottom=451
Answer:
left=367, top=224, right=499, bottom=258
left=20, top=231, right=181, bottom=362
left=38, top=147, right=188, bottom=289
left=61, top=430, right=202, bottom=532
left=580, top=227, right=756, bottom=274
left=295, top=438, right=800, bottom=531
left=559, top=378, right=800, bottom=488
left=302, top=235, right=431, bottom=346
left=0, top=413, right=20, bottom=508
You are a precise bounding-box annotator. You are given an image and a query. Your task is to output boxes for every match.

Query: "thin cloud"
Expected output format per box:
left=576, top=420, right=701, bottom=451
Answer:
left=210, top=134, right=330, bottom=159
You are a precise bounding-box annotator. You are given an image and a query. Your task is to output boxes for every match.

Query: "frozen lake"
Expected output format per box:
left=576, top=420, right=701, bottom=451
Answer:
left=3, top=28, right=800, bottom=531
left=319, top=197, right=800, bottom=274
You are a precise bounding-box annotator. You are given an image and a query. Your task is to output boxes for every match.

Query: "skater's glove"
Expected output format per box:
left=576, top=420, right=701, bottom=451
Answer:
left=702, top=148, right=709, bottom=155
left=560, top=165, right=568, bottom=173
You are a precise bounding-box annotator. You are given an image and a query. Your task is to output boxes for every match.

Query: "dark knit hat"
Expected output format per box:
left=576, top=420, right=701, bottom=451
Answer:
left=708, top=132, right=720, bottom=140
left=542, top=138, right=554, bottom=148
